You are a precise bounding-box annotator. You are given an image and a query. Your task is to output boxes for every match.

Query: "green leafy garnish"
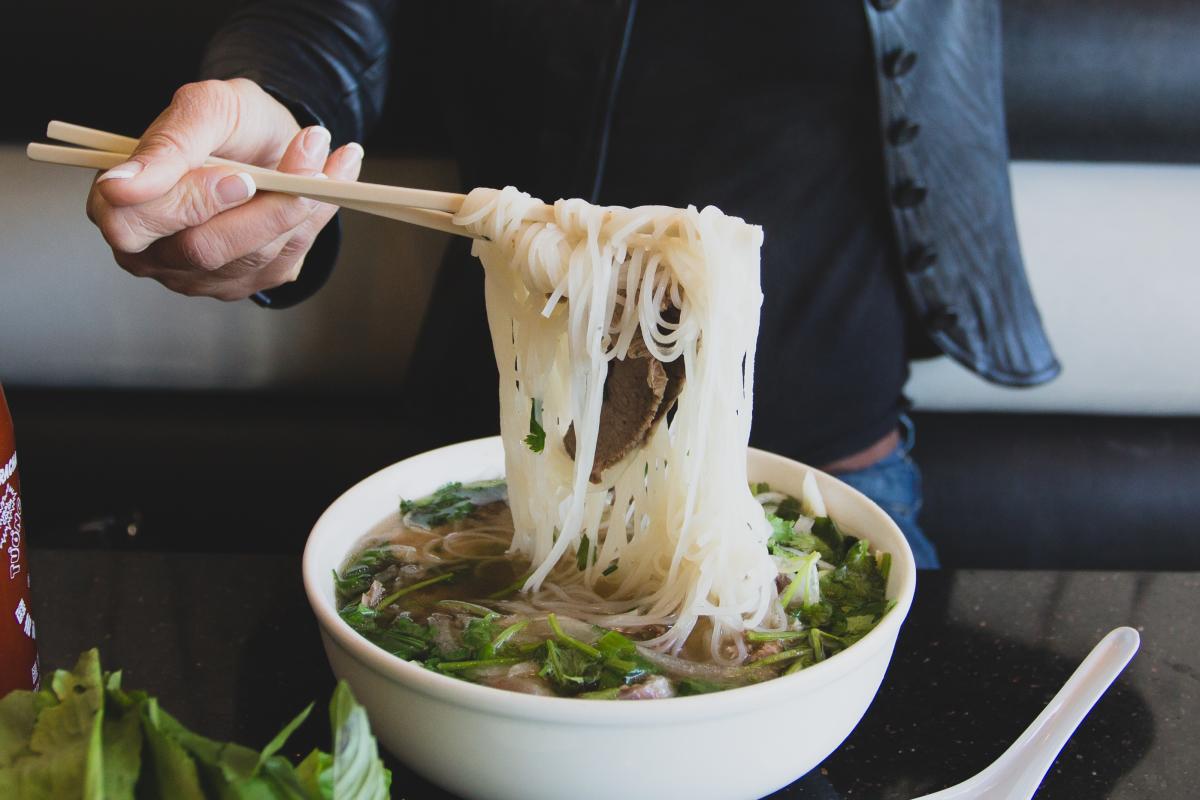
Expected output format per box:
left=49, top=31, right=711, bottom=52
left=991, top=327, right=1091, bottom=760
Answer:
left=524, top=398, right=546, bottom=453
left=484, top=620, right=530, bottom=658
left=339, top=605, right=433, bottom=660
left=575, top=536, right=593, bottom=571
left=539, top=641, right=602, bottom=688
left=812, top=516, right=850, bottom=563
left=677, top=678, right=724, bottom=696
left=774, top=495, right=803, bottom=521
left=437, top=657, right=525, bottom=673
left=333, top=548, right=393, bottom=597
left=376, top=571, right=457, bottom=610
left=0, top=650, right=390, bottom=800
left=546, top=614, right=602, bottom=659
left=400, top=479, right=507, bottom=530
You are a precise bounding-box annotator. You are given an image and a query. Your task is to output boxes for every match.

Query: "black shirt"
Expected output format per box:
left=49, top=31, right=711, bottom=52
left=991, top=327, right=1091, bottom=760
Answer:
left=404, top=2, right=910, bottom=466
left=600, top=2, right=910, bottom=464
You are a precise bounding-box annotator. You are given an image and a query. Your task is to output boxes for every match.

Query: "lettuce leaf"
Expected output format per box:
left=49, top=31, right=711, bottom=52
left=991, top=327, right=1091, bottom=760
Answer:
left=0, top=650, right=391, bottom=800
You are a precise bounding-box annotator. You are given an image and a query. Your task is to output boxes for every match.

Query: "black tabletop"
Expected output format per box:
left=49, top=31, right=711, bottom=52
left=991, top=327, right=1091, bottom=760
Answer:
left=27, top=550, right=1196, bottom=799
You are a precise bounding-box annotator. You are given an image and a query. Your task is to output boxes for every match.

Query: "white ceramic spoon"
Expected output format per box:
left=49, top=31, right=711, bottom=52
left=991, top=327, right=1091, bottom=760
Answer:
left=912, top=626, right=1140, bottom=800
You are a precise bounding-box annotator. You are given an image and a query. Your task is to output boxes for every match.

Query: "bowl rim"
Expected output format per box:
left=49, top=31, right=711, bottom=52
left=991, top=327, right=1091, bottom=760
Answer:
left=303, top=436, right=916, bottom=724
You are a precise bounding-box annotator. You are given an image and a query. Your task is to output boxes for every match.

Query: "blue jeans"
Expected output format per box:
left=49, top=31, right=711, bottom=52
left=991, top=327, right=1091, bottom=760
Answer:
left=829, top=414, right=940, bottom=569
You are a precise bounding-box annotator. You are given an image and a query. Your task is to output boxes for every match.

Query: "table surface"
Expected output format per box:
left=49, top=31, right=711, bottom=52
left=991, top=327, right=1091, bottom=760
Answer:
left=27, top=550, right=1197, bottom=799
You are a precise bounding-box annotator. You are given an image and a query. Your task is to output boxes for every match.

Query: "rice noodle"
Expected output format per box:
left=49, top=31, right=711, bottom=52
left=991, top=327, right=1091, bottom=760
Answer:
left=455, top=186, right=778, bottom=653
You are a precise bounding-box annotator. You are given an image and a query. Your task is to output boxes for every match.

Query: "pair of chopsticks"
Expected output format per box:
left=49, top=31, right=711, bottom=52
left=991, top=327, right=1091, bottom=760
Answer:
left=26, top=121, right=478, bottom=239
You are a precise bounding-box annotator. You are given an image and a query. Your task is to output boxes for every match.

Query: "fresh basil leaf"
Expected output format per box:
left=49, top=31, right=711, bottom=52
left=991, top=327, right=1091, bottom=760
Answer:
left=330, top=683, right=391, bottom=800
left=255, top=703, right=313, bottom=774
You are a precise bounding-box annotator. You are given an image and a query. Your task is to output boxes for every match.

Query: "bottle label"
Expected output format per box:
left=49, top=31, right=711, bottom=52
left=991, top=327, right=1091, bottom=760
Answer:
left=2, top=453, right=23, bottom=581
left=0, top=445, right=38, bottom=692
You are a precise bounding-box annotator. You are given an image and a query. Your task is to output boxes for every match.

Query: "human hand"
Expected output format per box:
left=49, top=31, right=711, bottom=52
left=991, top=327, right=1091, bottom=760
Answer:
left=87, top=78, right=363, bottom=300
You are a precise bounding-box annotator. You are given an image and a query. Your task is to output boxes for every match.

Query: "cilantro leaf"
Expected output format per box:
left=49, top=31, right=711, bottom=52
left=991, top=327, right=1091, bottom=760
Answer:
left=334, top=548, right=393, bottom=598
left=400, top=480, right=508, bottom=530
left=539, top=641, right=603, bottom=689
left=524, top=398, right=546, bottom=453
left=339, top=605, right=434, bottom=661
left=775, top=495, right=803, bottom=521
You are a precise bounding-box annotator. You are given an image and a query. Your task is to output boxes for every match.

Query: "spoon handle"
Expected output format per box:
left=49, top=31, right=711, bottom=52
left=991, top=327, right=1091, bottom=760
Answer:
left=915, top=626, right=1140, bottom=800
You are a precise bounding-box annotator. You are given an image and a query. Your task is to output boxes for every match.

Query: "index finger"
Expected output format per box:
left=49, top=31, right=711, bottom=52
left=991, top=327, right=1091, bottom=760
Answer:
left=95, top=80, right=242, bottom=208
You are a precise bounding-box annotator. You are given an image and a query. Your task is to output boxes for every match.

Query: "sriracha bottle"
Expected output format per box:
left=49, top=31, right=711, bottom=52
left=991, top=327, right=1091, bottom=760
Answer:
left=0, top=383, right=39, bottom=694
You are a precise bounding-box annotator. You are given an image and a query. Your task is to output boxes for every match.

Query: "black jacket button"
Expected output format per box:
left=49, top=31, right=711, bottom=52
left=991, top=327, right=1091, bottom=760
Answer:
left=893, top=179, right=927, bottom=208
left=870, top=0, right=901, bottom=10
left=888, top=118, right=921, bottom=146
left=926, top=308, right=959, bottom=332
left=905, top=244, right=937, bottom=274
left=884, top=48, right=918, bottom=78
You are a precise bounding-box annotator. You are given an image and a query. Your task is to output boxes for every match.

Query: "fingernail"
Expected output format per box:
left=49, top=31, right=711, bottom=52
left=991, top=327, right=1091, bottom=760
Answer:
left=303, top=126, right=331, bottom=158
left=216, top=172, right=256, bottom=204
left=98, top=161, right=144, bottom=182
left=344, top=142, right=365, bottom=164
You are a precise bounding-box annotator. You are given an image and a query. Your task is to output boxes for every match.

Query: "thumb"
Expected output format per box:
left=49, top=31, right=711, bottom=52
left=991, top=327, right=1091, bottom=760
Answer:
left=96, top=81, right=241, bottom=208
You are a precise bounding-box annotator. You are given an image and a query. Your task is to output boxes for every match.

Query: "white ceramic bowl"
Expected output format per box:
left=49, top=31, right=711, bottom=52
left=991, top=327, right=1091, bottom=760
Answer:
left=303, top=437, right=916, bottom=800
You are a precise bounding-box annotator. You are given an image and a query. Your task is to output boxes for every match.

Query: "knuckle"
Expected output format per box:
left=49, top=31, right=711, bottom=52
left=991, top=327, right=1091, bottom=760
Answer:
left=100, top=216, right=146, bottom=254
left=265, top=199, right=311, bottom=235
left=236, top=247, right=275, bottom=272
left=138, top=128, right=188, bottom=163
left=172, top=80, right=218, bottom=106
left=177, top=230, right=228, bottom=271
left=171, top=80, right=234, bottom=127
left=167, top=184, right=217, bottom=229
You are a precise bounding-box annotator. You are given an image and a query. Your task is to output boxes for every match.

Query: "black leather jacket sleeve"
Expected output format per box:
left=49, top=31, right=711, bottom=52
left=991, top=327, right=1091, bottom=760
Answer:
left=199, top=0, right=398, bottom=308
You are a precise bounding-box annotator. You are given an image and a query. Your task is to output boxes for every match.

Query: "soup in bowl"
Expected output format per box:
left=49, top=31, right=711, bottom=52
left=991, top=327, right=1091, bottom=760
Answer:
left=302, top=436, right=916, bottom=800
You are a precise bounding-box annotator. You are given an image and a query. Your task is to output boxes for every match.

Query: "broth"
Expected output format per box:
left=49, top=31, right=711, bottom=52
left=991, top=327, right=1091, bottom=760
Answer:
left=335, top=479, right=893, bottom=700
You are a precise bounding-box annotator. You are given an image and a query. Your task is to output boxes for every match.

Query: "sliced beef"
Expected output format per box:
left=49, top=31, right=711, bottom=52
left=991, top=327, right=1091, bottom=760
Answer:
left=564, top=330, right=686, bottom=483
left=616, top=675, right=676, bottom=700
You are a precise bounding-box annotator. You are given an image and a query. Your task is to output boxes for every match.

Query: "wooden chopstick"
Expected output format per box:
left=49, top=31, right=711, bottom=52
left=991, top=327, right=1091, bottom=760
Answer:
left=28, top=122, right=477, bottom=240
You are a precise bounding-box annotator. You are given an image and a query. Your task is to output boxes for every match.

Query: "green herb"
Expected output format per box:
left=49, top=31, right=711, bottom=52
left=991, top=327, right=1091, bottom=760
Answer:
left=400, top=479, right=507, bottom=530
left=812, top=517, right=848, bottom=563
left=601, top=561, right=619, bottom=577
left=741, top=647, right=807, bottom=670
left=765, top=514, right=795, bottom=551
left=434, top=600, right=496, bottom=617
left=595, top=630, right=653, bottom=681
left=524, top=398, right=546, bottom=453
left=578, top=687, right=623, bottom=700
left=774, top=495, right=803, bottom=522
left=575, top=536, right=593, bottom=571
left=538, top=641, right=602, bottom=688
left=485, top=620, right=530, bottom=658
left=437, top=657, right=526, bottom=673
left=750, top=482, right=772, bottom=495
left=546, top=614, right=602, bottom=659
left=677, top=678, right=725, bottom=696
left=745, top=630, right=806, bottom=643
left=333, top=548, right=393, bottom=598
left=0, top=650, right=390, bottom=800
left=461, top=614, right=501, bottom=656
left=377, top=571, right=457, bottom=610
left=338, top=605, right=433, bottom=660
